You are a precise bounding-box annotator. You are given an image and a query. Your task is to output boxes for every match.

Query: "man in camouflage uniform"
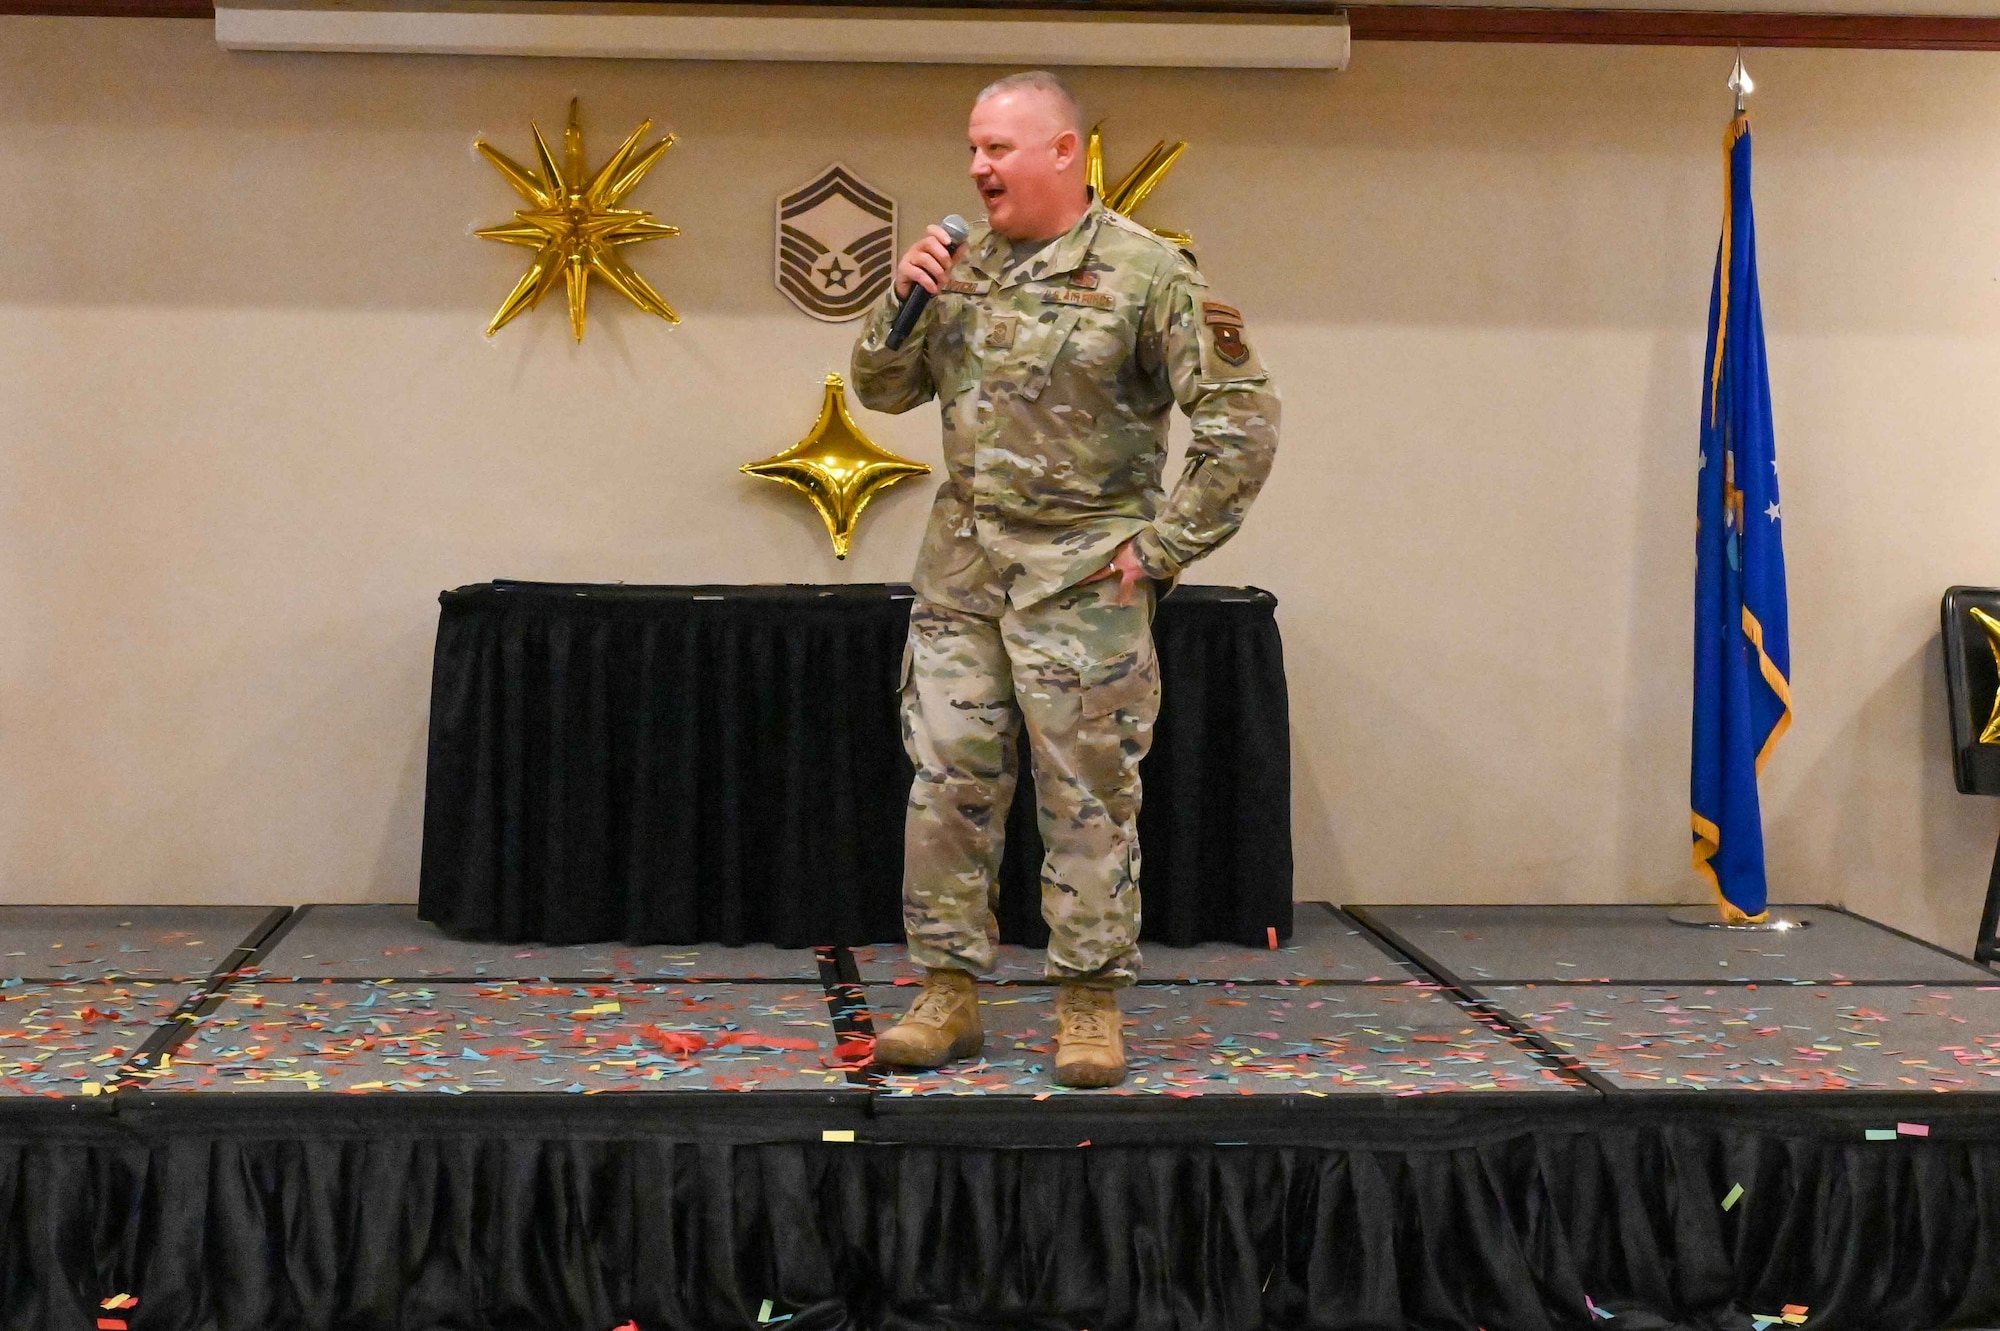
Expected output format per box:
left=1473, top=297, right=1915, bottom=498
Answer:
left=850, top=71, right=1279, bottom=1088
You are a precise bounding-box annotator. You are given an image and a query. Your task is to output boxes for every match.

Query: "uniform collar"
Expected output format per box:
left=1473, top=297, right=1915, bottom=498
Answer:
left=965, top=198, right=1105, bottom=290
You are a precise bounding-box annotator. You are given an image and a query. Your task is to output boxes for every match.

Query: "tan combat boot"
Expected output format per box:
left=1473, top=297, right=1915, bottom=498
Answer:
left=1053, top=984, right=1126, bottom=1088
left=873, top=968, right=983, bottom=1068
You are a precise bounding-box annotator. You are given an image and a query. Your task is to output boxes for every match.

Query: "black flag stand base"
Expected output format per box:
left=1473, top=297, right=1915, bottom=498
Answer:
left=1976, top=830, right=2000, bottom=964
left=1666, top=905, right=1813, bottom=932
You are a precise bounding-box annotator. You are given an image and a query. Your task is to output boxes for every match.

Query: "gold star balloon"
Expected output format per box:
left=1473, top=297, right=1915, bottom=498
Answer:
left=743, top=374, right=930, bottom=560
left=1086, top=123, right=1193, bottom=251
left=1971, top=606, right=2000, bottom=744
left=475, top=99, right=681, bottom=340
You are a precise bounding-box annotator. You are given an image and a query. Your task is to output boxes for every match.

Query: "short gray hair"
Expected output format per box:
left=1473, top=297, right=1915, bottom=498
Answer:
left=975, top=70, right=1083, bottom=134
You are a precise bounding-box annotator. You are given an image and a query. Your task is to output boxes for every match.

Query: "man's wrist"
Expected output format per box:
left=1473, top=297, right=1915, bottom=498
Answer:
left=1127, top=529, right=1183, bottom=580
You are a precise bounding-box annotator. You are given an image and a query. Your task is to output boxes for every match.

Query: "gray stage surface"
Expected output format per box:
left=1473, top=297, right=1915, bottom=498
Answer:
left=138, top=979, right=854, bottom=1095
left=248, top=904, right=827, bottom=982
left=1350, top=903, right=1994, bottom=985
left=2, top=900, right=1991, bottom=1107
left=1478, top=982, right=2000, bottom=1093
left=0, top=905, right=281, bottom=982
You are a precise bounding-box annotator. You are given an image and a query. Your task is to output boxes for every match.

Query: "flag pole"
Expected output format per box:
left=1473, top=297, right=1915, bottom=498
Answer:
left=1670, top=50, right=1809, bottom=934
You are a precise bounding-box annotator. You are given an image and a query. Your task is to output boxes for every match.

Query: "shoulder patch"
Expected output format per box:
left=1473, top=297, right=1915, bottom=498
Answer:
left=1192, top=293, right=1263, bottom=379
left=1212, top=324, right=1250, bottom=366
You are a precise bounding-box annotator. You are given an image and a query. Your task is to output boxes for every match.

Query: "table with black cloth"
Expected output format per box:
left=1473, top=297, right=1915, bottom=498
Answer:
left=418, top=580, right=1292, bottom=949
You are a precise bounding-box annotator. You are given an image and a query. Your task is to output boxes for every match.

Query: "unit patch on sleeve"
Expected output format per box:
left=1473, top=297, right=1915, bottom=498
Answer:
left=1197, top=299, right=1261, bottom=376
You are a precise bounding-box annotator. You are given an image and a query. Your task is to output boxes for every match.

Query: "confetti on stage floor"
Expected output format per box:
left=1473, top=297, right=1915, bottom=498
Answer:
left=1356, top=904, right=1997, bottom=985
left=1478, top=983, right=2000, bottom=1091
left=142, top=981, right=855, bottom=1094
left=851, top=904, right=1410, bottom=986
left=250, top=905, right=825, bottom=982
left=6, top=902, right=1994, bottom=1108
left=0, top=981, right=196, bottom=1097
left=0, top=906, right=277, bottom=982
left=854, top=982, right=1575, bottom=1097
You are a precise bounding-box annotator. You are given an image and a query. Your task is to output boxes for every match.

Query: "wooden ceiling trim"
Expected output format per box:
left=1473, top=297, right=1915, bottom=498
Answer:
left=9, top=0, right=2000, bottom=50
left=1347, top=5, right=2000, bottom=47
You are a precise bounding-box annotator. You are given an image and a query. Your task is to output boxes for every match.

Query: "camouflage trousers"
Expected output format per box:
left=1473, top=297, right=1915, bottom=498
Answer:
left=899, top=579, right=1160, bottom=988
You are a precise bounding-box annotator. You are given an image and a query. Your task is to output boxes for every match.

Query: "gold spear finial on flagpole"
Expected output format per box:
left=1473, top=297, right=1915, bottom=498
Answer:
left=1729, top=49, right=1755, bottom=115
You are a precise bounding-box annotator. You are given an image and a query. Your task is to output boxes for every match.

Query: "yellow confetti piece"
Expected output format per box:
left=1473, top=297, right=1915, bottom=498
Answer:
left=822, top=1129, right=855, bottom=1143
left=80, top=1082, right=102, bottom=1096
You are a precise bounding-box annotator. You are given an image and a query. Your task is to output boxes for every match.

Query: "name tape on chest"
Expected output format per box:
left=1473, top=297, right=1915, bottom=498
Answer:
left=942, top=278, right=992, bottom=296
left=1038, top=287, right=1116, bottom=310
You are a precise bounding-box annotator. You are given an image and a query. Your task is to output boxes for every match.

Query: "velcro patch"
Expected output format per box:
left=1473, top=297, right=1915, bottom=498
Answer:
left=1040, top=288, right=1116, bottom=310
left=942, top=278, right=991, bottom=296
left=1213, top=324, right=1250, bottom=366
left=1040, top=283, right=1120, bottom=307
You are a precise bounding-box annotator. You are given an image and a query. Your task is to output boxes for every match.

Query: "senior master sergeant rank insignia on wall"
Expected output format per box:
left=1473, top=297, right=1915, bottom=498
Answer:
left=775, top=163, right=897, bottom=322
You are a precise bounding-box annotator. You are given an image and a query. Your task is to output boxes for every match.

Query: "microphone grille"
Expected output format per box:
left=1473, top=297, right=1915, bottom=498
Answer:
left=940, top=214, right=971, bottom=244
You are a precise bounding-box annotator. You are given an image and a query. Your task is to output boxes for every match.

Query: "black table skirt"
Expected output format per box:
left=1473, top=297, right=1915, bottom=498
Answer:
left=418, top=581, right=1292, bottom=948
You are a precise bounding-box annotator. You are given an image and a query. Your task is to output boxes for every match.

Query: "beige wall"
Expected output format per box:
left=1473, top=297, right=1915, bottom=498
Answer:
left=4, top=19, right=1999, bottom=950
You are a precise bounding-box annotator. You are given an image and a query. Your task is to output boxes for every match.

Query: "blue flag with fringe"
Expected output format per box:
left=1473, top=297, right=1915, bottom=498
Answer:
left=1691, top=115, right=1792, bottom=922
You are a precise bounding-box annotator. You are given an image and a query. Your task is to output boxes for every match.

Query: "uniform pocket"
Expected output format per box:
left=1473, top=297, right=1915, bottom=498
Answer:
left=1014, top=307, right=1084, bottom=403
left=1080, top=650, right=1157, bottom=720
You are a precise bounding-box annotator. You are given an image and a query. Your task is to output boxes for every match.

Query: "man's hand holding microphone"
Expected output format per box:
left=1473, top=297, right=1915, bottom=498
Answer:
left=885, top=215, right=969, bottom=351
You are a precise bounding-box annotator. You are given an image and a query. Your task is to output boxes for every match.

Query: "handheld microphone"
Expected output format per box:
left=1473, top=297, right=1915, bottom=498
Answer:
left=885, top=214, right=970, bottom=351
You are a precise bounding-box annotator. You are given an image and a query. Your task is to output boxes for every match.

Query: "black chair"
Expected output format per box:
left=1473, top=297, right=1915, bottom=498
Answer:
left=1940, top=586, right=2000, bottom=963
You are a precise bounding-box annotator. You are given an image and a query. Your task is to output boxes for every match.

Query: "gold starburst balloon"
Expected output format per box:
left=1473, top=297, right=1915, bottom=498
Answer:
left=475, top=99, right=681, bottom=340
left=1086, top=123, right=1193, bottom=251
left=1971, top=606, right=2000, bottom=744
left=743, top=374, right=930, bottom=560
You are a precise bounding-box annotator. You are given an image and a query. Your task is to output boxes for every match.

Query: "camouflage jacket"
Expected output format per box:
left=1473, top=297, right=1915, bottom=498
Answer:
left=849, top=199, right=1280, bottom=615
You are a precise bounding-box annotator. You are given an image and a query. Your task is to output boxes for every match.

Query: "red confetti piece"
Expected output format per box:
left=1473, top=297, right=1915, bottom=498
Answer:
left=716, top=1032, right=817, bottom=1051
left=639, top=1025, right=707, bottom=1055
left=1267, top=927, right=1279, bottom=951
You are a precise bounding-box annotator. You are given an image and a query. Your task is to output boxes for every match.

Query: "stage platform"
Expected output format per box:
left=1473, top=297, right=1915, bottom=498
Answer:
left=3, top=900, right=1998, bottom=1331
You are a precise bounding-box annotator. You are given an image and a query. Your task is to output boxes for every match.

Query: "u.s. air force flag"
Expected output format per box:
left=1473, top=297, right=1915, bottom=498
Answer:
left=1691, top=115, right=1792, bottom=922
